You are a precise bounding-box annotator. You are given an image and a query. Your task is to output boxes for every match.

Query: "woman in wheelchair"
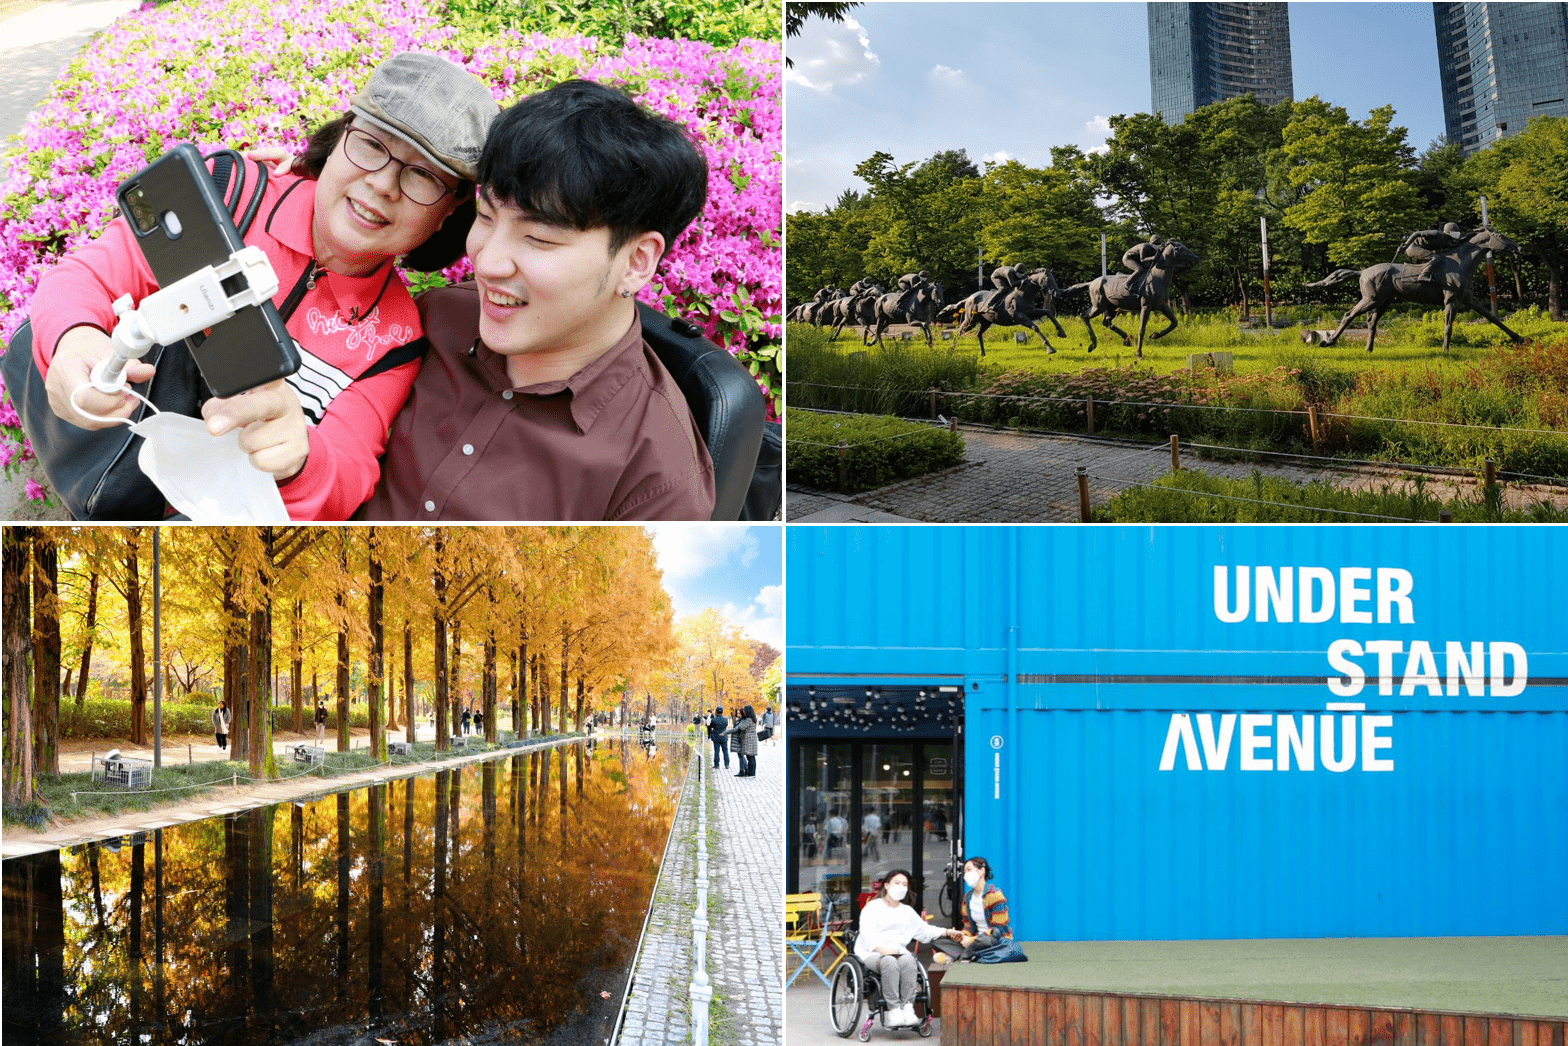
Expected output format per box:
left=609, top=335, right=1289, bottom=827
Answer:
left=851, top=871, right=948, bottom=1029
left=931, top=856, right=1010, bottom=964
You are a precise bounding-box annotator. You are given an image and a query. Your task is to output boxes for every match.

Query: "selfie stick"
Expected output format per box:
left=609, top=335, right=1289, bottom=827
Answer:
left=90, top=245, right=280, bottom=394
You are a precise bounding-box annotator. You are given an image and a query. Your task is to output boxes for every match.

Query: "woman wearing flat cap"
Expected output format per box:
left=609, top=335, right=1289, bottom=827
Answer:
left=30, top=52, right=498, bottom=520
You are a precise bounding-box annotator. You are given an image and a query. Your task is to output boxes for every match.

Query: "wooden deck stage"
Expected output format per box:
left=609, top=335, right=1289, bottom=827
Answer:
left=936, top=937, right=1567, bottom=1046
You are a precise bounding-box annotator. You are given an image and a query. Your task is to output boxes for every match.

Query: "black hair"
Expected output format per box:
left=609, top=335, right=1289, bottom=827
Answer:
left=964, top=856, right=991, bottom=881
left=478, top=79, right=708, bottom=258
left=741, top=705, right=756, bottom=721
left=292, top=111, right=474, bottom=272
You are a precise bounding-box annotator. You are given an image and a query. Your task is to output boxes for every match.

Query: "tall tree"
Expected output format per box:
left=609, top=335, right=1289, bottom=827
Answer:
left=3, top=527, right=35, bottom=805
left=32, top=530, right=61, bottom=777
left=1281, top=98, right=1428, bottom=270
left=367, top=528, right=386, bottom=761
left=1460, top=116, right=1568, bottom=319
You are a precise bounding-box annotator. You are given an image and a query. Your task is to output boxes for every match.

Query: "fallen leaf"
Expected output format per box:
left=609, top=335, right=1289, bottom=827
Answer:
left=600, top=991, right=612, bottom=999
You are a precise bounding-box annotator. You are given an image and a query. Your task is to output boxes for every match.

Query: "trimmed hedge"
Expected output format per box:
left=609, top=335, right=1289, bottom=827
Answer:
left=59, top=697, right=370, bottom=739
left=787, top=408, right=963, bottom=493
left=1096, top=469, right=1568, bottom=523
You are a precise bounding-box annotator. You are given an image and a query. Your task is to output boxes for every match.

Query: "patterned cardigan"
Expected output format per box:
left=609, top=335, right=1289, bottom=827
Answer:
left=959, top=881, right=1012, bottom=940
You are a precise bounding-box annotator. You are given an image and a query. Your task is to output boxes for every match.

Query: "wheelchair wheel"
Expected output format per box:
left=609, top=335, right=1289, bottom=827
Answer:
left=913, top=962, right=933, bottom=1036
left=829, top=961, right=863, bottom=1038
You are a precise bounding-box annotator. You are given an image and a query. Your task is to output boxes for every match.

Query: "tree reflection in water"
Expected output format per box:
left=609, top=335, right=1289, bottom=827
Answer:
left=1, top=739, right=685, bottom=1044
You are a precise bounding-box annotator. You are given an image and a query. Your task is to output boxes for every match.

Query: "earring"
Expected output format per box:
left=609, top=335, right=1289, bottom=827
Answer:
left=620, top=289, right=632, bottom=298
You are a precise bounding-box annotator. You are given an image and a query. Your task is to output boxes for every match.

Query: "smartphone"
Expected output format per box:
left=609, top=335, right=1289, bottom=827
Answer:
left=117, top=144, right=300, bottom=398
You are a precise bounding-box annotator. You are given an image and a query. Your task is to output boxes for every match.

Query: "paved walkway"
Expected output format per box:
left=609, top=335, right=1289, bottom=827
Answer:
left=710, top=739, right=783, bottom=1046
left=618, top=737, right=784, bottom=1046
left=787, top=424, right=1568, bottom=523
left=618, top=745, right=701, bottom=1046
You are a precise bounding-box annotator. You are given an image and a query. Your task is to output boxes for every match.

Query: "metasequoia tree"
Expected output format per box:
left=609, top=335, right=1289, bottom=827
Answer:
left=32, top=529, right=61, bottom=777
left=4, top=527, right=35, bottom=805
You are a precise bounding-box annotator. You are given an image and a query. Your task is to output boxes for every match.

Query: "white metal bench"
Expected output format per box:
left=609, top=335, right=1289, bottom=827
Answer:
left=292, top=744, right=325, bottom=766
left=92, top=755, right=153, bottom=790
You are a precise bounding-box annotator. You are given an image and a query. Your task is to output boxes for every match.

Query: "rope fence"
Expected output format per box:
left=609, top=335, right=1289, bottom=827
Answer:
left=1084, top=471, right=1433, bottom=522
left=786, top=378, right=1568, bottom=439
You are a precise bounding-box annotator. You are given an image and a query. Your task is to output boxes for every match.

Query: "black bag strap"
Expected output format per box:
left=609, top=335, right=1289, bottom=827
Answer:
left=355, top=337, right=429, bottom=382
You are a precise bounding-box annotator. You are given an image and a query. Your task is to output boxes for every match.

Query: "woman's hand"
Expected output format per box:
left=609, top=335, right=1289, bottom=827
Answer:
left=243, top=147, right=296, bottom=175
left=201, top=380, right=309, bottom=480
left=45, top=326, right=157, bottom=428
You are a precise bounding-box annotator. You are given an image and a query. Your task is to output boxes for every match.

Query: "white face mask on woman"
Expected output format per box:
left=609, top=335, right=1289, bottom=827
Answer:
left=886, top=882, right=908, bottom=901
left=965, top=869, right=984, bottom=889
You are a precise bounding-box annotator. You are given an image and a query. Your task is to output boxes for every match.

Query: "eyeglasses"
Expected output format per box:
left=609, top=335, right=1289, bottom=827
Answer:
left=341, top=126, right=456, bottom=206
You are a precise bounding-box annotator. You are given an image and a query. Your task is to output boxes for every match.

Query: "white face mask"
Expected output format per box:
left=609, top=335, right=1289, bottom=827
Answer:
left=886, top=882, right=908, bottom=902
left=965, top=869, right=983, bottom=889
left=132, top=411, right=289, bottom=522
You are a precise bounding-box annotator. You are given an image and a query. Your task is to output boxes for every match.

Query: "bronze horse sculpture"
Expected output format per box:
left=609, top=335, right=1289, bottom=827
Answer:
left=787, top=286, right=842, bottom=325
left=825, top=285, right=882, bottom=343
left=940, top=270, right=1067, bottom=357
left=1306, top=228, right=1523, bottom=354
left=1068, top=239, right=1199, bottom=358
left=870, top=281, right=946, bottom=346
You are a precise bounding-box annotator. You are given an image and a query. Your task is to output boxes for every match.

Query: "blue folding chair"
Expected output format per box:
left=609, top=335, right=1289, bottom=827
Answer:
left=785, top=892, right=836, bottom=988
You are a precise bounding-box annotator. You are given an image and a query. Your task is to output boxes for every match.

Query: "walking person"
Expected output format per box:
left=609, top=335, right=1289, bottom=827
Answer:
left=461, top=706, right=473, bottom=736
left=761, top=706, right=776, bottom=745
left=855, top=870, right=947, bottom=1027
left=706, top=705, right=730, bottom=769
left=212, top=701, right=230, bottom=751
left=315, top=698, right=328, bottom=747
left=474, top=706, right=485, bottom=737
left=726, top=704, right=758, bottom=777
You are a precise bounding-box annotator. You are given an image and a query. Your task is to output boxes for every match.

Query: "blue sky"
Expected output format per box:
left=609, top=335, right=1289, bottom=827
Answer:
left=647, top=525, right=783, bottom=649
left=786, top=2, right=1449, bottom=212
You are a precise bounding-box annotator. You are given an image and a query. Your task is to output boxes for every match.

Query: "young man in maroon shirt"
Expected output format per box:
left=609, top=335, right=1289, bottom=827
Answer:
left=362, top=79, right=717, bottom=521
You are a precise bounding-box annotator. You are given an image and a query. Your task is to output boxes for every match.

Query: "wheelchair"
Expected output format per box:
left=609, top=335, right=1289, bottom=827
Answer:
left=827, top=931, right=934, bottom=1040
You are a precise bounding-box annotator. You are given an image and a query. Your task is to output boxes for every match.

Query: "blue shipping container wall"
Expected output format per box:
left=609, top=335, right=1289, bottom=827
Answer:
left=786, top=526, right=1568, bottom=940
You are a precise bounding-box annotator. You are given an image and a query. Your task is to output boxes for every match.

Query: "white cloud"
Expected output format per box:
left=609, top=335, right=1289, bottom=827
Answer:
left=721, top=584, right=784, bottom=649
left=1086, top=115, right=1113, bottom=155
left=982, top=150, right=1015, bottom=165
left=785, top=16, right=879, bottom=93
left=649, top=525, right=758, bottom=580
left=929, top=64, right=967, bottom=87
left=787, top=199, right=824, bottom=214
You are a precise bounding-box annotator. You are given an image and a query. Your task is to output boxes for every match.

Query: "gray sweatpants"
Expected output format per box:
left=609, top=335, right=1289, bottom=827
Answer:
left=874, top=952, right=919, bottom=1005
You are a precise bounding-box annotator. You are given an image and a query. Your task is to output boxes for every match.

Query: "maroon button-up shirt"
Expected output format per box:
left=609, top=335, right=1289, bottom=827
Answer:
left=362, top=283, right=715, bottom=521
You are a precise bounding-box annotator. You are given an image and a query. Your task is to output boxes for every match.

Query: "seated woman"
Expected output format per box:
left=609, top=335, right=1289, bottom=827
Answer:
left=853, top=870, right=946, bottom=1028
left=932, top=855, right=1010, bottom=964
left=29, top=51, right=497, bottom=520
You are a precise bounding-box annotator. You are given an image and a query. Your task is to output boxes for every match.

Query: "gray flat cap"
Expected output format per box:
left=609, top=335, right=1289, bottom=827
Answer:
left=350, top=52, right=498, bottom=182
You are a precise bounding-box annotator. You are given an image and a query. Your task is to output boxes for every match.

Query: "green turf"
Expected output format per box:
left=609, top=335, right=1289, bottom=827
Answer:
left=939, top=937, right=1568, bottom=1018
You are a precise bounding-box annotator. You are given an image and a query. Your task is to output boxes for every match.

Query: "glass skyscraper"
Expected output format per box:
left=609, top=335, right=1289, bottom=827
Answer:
left=1436, top=2, right=1568, bottom=154
left=1148, top=2, right=1294, bottom=124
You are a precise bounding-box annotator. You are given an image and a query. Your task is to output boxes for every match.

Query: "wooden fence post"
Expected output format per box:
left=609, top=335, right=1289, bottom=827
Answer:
left=1308, top=406, right=1321, bottom=451
left=1086, top=398, right=1095, bottom=435
left=1076, top=467, right=1091, bottom=522
left=837, top=441, right=849, bottom=493
left=1169, top=434, right=1180, bottom=474
left=1484, top=459, right=1497, bottom=488
left=929, top=388, right=937, bottom=419
left=1439, top=511, right=1452, bottom=523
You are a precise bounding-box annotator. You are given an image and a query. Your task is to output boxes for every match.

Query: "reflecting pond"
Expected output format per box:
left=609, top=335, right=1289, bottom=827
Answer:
left=3, top=738, right=686, bottom=1045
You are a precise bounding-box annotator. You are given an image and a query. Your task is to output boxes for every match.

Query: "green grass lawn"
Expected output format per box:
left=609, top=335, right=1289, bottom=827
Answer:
left=912, top=306, right=1564, bottom=378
